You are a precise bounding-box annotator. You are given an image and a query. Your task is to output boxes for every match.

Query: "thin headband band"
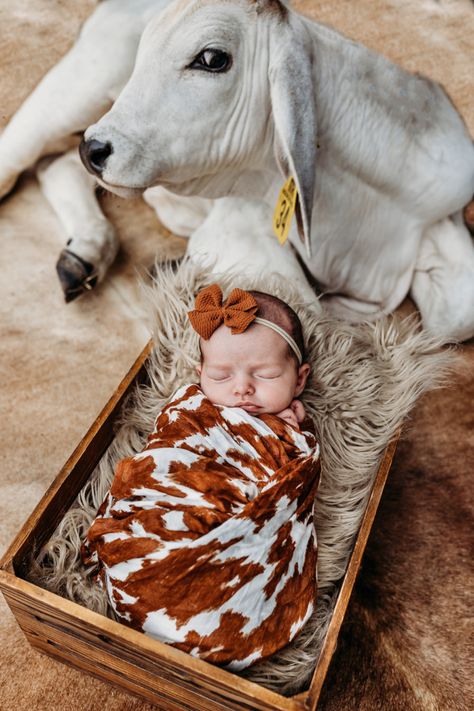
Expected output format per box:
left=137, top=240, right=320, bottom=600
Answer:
left=253, top=317, right=303, bottom=365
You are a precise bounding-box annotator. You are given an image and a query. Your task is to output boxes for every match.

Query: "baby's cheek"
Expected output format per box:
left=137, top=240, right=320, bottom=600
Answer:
left=263, top=384, right=294, bottom=413
left=200, top=379, right=216, bottom=401
left=201, top=379, right=231, bottom=407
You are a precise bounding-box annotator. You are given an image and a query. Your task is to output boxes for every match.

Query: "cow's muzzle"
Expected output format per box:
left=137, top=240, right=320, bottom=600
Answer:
left=79, top=138, right=113, bottom=177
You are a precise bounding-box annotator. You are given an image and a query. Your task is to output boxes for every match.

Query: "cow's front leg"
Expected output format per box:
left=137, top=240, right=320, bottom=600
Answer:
left=410, top=213, right=474, bottom=342
left=0, top=49, right=110, bottom=200
left=187, top=197, right=319, bottom=305
left=144, top=187, right=214, bottom=237
left=38, top=151, right=119, bottom=302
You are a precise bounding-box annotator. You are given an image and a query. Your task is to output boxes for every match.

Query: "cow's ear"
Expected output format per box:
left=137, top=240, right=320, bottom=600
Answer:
left=268, top=15, right=316, bottom=257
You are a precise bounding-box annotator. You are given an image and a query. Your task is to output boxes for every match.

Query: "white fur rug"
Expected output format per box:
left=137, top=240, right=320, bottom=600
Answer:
left=30, top=261, right=453, bottom=695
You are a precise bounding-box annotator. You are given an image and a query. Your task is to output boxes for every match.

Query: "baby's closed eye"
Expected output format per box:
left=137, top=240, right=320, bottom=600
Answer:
left=255, top=370, right=282, bottom=380
left=207, top=370, right=231, bottom=382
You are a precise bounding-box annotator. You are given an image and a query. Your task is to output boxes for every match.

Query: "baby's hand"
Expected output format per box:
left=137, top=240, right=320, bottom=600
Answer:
left=290, top=399, right=306, bottom=423
left=276, top=400, right=306, bottom=429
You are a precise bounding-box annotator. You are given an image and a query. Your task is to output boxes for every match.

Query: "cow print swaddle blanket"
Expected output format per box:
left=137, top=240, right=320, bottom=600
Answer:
left=83, top=384, right=320, bottom=669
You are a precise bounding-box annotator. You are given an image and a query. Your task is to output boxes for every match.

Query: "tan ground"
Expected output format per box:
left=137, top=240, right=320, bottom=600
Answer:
left=0, top=1, right=473, bottom=709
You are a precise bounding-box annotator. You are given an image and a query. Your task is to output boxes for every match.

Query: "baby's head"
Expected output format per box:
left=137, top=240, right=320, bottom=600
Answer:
left=188, top=285, right=310, bottom=415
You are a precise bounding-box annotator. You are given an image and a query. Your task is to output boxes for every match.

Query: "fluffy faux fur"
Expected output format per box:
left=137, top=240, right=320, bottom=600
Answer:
left=29, top=261, right=454, bottom=695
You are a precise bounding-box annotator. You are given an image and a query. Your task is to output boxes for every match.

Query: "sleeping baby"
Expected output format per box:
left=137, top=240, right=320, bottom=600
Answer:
left=192, top=283, right=311, bottom=429
left=82, top=284, right=320, bottom=670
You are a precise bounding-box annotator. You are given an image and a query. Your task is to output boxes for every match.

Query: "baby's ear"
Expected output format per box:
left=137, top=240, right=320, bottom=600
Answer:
left=295, top=363, right=310, bottom=396
left=196, top=364, right=202, bottom=376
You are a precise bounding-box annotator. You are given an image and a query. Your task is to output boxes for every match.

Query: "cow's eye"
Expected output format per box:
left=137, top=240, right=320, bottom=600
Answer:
left=189, top=49, right=232, bottom=73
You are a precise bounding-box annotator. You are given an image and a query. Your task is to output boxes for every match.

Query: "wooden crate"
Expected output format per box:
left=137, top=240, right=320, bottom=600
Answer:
left=0, top=342, right=398, bottom=710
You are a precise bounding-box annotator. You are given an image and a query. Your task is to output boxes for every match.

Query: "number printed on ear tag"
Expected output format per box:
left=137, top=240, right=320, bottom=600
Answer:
left=273, top=176, right=298, bottom=245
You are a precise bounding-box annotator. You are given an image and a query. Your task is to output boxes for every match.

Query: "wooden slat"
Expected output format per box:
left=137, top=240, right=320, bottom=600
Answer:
left=0, top=575, right=304, bottom=711
left=0, top=341, right=152, bottom=575
left=303, top=434, right=400, bottom=710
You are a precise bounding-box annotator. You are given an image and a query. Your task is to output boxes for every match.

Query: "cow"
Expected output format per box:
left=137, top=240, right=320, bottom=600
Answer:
left=1, top=0, right=473, bottom=340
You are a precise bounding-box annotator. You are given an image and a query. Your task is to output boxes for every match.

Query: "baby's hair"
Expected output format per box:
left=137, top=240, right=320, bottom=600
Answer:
left=249, top=290, right=306, bottom=363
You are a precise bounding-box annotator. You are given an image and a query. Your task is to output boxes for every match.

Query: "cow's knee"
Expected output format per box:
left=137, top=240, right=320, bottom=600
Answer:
left=411, top=217, right=474, bottom=342
left=38, top=151, right=119, bottom=301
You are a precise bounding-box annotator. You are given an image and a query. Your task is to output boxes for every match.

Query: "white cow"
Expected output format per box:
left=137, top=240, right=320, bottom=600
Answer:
left=1, top=0, right=474, bottom=340
left=0, top=0, right=315, bottom=304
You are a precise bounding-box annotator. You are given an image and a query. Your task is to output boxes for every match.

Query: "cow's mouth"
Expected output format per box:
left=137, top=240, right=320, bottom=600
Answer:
left=95, top=177, right=146, bottom=199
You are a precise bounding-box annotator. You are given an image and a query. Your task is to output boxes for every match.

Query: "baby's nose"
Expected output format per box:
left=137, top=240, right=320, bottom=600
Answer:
left=233, top=376, right=254, bottom=396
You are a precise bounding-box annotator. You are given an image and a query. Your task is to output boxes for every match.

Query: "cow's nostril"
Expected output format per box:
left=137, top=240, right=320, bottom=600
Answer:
left=79, top=138, right=113, bottom=176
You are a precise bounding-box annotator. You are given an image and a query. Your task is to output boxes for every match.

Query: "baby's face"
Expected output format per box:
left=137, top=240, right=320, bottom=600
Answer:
left=197, top=323, right=309, bottom=415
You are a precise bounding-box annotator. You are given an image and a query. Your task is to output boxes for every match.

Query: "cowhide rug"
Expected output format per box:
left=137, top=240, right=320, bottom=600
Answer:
left=1, top=1, right=473, bottom=710
left=319, top=339, right=474, bottom=711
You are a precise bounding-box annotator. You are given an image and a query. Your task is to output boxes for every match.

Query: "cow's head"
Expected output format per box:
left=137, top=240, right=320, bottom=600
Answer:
left=80, top=0, right=316, bottom=252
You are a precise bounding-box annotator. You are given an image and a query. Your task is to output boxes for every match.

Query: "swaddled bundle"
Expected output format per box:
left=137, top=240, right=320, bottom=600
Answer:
left=83, top=383, right=320, bottom=669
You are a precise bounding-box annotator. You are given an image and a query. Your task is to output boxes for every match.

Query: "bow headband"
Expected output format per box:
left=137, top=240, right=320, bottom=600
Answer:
left=188, top=284, right=303, bottom=364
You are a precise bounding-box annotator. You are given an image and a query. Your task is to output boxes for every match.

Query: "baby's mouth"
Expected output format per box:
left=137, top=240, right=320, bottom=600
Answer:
left=235, top=402, right=260, bottom=412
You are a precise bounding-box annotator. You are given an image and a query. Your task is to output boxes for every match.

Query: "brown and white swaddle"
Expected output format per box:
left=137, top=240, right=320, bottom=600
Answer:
left=83, top=383, right=320, bottom=669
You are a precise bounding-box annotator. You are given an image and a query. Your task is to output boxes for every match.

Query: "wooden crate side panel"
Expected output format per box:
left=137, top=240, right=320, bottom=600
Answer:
left=0, top=576, right=304, bottom=711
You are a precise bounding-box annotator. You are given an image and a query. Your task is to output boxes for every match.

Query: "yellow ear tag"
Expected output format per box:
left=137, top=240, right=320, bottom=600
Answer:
left=273, top=176, right=298, bottom=245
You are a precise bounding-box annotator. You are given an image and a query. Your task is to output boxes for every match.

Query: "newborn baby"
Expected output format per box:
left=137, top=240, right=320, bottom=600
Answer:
left=189, top=284, right=311, bottom=430
left=83, top=284, right=320, bottom=670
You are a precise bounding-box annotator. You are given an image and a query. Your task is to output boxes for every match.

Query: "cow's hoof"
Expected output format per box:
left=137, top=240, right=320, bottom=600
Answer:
left=56, top=249, right=98, bottom=303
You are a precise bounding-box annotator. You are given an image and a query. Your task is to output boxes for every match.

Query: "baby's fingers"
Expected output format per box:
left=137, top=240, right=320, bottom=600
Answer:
left=291, top=400, right=306, bottom=422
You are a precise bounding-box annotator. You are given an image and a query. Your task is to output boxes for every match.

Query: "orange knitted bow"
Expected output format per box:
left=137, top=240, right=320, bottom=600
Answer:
left=188, top=284, right=258, bottom=339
